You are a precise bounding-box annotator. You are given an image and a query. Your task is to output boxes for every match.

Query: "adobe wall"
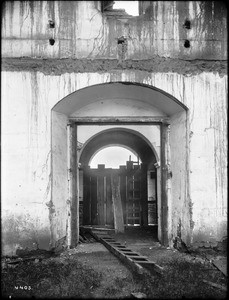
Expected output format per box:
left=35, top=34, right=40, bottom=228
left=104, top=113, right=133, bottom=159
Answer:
left=1, top=1, right=227, bottom=253
left=1, top=1, right=227, bottom=60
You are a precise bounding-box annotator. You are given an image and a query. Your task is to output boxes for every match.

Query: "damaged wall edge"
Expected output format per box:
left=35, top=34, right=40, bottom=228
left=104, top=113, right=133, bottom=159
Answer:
left=1, top=58, right=227, bottom=76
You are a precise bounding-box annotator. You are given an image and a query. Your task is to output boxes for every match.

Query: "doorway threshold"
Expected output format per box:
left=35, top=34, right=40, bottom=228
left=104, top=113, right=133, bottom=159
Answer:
left=81, top=225, right=115, bottom=232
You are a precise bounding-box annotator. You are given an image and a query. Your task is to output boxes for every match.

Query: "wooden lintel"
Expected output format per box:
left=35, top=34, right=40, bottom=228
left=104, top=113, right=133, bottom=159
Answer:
left=68, top=116, right=170, bottom=125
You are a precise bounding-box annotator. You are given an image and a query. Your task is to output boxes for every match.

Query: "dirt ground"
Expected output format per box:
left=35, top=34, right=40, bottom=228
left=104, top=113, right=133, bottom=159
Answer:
left=2, top=228, right=227, bottom=299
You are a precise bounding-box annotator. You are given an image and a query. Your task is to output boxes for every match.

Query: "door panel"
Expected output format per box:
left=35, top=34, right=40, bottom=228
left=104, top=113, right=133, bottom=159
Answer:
left=90, top=175, right=98, bottom=225
left=82, top=163, right=148, bottom=227
left=105, top=175, right=113, bottom=225
left=97, top=175, right=105, bottom=225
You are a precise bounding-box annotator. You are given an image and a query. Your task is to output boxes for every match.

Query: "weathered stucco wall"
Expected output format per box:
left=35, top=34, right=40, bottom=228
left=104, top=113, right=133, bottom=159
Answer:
left=1, top=1, right=227, bottom=60
left=169, top=111, right=191, bottom=246
left=50, top=112, right=68, bottom=246
left=1, top=72, right=52, bottom=254
left=184, top=73, right=228, bottom=246
left=1, top=0, right=227, bottom=253
left=1, top=70, right=227, bottom=253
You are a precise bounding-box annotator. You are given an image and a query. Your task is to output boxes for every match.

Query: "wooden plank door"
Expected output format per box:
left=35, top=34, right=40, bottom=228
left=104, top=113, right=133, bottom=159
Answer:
left=105, top=174, right=114, bottom=226
left=83, top=168, right=114, bottom=226
left=83, top=163, right=148, bottom=227
left=126, top=162, right=142, bottom=225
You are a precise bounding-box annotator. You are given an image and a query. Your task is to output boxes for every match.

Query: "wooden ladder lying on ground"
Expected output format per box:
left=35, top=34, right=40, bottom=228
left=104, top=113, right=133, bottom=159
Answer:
left=87, top=228, right=164, bottom=277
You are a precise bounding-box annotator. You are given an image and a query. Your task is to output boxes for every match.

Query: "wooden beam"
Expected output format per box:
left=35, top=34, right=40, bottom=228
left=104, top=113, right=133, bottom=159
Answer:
left=68, top=116, right=170, bottom=125
left=111, top=174, right=124, bottom=233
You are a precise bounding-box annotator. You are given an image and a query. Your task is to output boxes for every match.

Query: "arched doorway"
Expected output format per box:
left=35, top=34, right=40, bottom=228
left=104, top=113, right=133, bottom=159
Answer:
left=78, top=128, right=157, bottom=230
left=51, top=82, right=189, bottom=248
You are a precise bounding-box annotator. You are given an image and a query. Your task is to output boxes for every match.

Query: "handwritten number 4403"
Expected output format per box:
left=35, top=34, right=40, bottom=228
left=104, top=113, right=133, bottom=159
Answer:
left=14, top=286, right=32, bottom=290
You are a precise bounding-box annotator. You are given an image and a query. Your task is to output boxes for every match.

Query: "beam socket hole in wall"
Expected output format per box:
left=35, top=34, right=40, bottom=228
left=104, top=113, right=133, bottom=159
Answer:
left=48, top=20, right=55, bottom=28
left=183, top=19, right=191, bottom=29
left=49, top=38, right=55, bottom=46
left=184, top=40, right=190, bottom=48
left=118, top=37, right=126, bottom=45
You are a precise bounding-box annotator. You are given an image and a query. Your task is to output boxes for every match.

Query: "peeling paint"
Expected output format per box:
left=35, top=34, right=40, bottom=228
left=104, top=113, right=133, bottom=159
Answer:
left=2, top=211, right=50, bottom=255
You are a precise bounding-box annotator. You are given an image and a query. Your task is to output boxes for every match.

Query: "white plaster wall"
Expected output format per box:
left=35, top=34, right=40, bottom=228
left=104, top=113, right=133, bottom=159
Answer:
left=1, top=70, right=227, bottom=252
left=169, top=111, right=191, bottom=246
left=71, top=99, right=166, bottom=117
left=51, top=112, right=68, bottom=242
left=1, top=72, right=52, bottom=253
left=183, top=74, right=228, bottom=244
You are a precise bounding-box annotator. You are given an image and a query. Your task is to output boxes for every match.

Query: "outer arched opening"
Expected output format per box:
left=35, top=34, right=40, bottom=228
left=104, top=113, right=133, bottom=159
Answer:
left=51, top=81, right=189, bottom=249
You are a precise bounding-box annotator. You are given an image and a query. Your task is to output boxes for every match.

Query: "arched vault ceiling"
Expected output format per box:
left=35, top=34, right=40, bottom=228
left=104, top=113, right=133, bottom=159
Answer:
left=79, top=128, right=157, bottom=166
left=53, top=82, right=187, bottom=117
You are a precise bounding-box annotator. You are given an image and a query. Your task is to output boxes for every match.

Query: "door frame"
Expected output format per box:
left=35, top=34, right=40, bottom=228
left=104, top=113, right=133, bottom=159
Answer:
left=67, top=116, right=170, bottom=247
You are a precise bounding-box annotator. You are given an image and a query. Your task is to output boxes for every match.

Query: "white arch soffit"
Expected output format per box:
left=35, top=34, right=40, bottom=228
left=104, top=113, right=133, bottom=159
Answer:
left=89, top=144, right=141, bottom=166
left=78, top=127, right=160, bottom=163
left=52, top=82, right=188, bottom=116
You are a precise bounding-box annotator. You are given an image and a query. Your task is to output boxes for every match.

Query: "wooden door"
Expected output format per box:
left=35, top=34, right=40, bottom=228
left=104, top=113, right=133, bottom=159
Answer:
left=83, top=166, right=114, bottom=226
left=125, top=162, right=148, bottom=226
left=82, top=162, right=148, bottom=227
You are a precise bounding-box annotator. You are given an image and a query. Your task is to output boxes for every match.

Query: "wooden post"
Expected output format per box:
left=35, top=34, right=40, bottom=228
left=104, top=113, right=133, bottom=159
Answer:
left=119, top=166, right=127, bottom=225
left=111, top=173, right=124, bottom=233
left=160, top=123, right=169, bottom=247
left=67, top=123, right=79, bottom=248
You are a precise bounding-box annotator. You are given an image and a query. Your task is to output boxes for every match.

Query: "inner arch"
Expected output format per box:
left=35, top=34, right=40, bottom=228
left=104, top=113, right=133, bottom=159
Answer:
left=79, top=127, right=158, bottom=167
